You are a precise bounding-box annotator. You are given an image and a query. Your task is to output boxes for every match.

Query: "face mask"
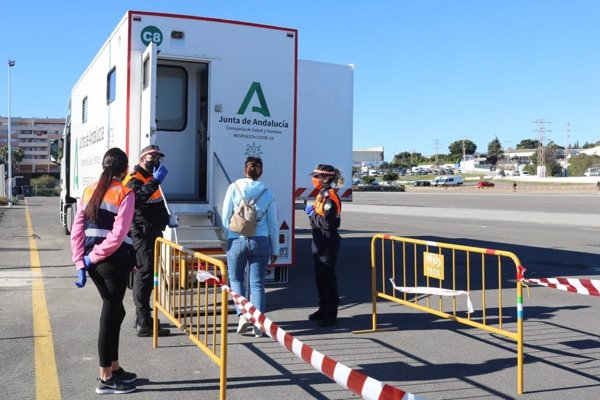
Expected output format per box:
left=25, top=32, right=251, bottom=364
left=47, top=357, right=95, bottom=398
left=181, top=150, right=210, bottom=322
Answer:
left=312, top=177, right=323, bottom=189
left=145, top=157, right=161, bottom=171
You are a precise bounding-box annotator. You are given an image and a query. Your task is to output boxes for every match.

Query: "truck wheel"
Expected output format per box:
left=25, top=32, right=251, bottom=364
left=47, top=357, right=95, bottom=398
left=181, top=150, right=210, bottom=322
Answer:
left=65, top=205, right=74, bottom=235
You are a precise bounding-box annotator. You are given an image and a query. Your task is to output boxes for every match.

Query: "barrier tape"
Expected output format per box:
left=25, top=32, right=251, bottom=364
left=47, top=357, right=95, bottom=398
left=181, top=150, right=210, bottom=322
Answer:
left=197, top=270, right=424, bottom=400
left=517, top=266, right=600, bottom=297
left=388, top=278, right=475, bottom=313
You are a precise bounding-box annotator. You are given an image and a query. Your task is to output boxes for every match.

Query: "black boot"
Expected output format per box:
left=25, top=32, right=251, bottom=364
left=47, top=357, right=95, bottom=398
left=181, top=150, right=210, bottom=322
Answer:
left=308, top=309, right=324, bottom=321
left=136, top=316, right=170, bottom=337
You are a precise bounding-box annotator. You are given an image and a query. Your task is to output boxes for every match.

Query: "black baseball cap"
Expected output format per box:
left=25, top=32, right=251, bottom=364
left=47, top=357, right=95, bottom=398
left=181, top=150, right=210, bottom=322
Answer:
left=140, top=145, right=164, bottom=158
left=309, top=164, right=335, bottom=177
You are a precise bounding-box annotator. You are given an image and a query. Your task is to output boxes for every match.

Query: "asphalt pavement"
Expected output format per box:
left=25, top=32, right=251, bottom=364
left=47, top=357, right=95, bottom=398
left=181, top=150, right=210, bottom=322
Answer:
left=1, top=194, right=599, bottom=400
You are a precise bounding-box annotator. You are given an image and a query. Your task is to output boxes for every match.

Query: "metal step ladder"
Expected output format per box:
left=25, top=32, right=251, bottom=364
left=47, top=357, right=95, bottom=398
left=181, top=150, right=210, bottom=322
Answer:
left=164, top=211, right=227, bottom=256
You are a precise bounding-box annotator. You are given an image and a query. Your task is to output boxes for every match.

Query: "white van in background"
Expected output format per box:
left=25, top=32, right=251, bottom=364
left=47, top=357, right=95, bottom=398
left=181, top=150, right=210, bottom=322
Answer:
left=431, top=176, right=444, bottom=187
left=438, top=175, right=464, bottom=186
left=584, top=167, right=600, bottom=177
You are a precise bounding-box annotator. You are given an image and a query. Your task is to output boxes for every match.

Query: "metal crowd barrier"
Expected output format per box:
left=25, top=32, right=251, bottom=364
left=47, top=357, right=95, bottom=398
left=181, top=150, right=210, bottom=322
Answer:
left=353, top=234, right=525, bottom=394
left=153, top=237, right=229, bottom=400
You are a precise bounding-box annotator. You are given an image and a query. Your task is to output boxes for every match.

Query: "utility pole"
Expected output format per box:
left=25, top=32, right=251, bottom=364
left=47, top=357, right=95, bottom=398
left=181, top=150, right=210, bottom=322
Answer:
left=565, top=122, right=571, bottom=157
left=7, top=59, right=15, bottom=207
left=532, top=118, right=551, bottom=177
left=504, top=139, right=512, bottom=162
left=432, top=139, right=441, bottom=165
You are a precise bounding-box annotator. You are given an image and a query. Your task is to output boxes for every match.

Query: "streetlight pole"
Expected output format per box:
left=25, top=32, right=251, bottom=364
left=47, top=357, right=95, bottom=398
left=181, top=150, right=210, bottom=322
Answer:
left=7, top=60, right=15, bottom=207
left=8, top=60, right=15, bottom=207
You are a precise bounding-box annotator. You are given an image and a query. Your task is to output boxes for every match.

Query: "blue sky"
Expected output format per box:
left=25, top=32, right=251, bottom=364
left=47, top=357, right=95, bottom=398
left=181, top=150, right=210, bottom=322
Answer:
left=2, top=1, right=599, bottom=160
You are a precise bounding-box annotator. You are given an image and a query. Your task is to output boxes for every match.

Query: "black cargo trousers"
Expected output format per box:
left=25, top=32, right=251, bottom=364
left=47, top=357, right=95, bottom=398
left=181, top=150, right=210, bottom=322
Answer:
left=311, top=230, right=341, bottom=321
left=131, top=228, right=162, bottom=325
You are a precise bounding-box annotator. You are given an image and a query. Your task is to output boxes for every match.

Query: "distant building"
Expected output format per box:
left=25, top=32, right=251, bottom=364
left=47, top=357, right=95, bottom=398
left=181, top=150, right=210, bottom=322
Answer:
left=579, top=145, right=600, bottom=157
left=353, top=146, right=384, bottom=167
left=0, top=116, right=64, bottom=175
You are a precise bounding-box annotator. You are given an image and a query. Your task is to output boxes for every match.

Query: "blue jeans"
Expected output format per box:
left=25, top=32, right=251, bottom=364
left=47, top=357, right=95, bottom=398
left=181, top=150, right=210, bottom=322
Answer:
left=226, top=236, right=270, bottom=315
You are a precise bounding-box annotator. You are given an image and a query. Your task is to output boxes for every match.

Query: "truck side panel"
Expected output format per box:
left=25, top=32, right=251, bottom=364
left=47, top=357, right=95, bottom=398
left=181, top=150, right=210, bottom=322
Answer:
left=68, top=19, right=130, bottom=200
left=296, top=60, right=353, bottom=201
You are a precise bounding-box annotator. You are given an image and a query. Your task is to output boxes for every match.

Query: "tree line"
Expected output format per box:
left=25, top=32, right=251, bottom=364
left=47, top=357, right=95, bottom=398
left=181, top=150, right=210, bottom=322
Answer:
left=389, top=137, right=600, bottom=177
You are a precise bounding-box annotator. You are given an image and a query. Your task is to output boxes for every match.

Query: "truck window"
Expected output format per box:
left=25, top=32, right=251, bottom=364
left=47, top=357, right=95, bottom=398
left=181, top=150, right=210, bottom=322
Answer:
left=106, top=67, right=116, bottom=104
left=156, top=65, right=187, bottom=131
left=82, top=97, right=88, bottom=124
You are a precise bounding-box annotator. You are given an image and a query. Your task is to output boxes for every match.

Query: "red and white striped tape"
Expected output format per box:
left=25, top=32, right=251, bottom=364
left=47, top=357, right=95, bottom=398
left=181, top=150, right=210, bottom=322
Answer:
left=518, top=267, right=600, bottom=297
left=295, top=187, right=353, bottom=200
left=197, top=270, right=424, bottom=400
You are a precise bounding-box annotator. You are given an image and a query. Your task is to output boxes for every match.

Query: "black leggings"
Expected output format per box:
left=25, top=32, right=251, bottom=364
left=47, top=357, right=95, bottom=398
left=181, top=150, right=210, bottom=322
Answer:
left=88, top=256, right=130, bottom=368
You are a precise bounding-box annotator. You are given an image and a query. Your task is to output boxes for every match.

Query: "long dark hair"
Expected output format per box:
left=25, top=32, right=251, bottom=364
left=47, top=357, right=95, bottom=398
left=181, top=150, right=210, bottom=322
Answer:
left=244, top=157, right=263, bottom=180
left=84, top=148, right=128, bottom=223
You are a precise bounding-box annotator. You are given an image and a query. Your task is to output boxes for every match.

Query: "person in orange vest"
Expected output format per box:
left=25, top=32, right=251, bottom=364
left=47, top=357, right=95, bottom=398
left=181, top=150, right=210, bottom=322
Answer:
left=305, top=164, right=345, bottom=327
left=71, top=147, right=137, bottom=394
left=123, top=145, right=171, bottom=337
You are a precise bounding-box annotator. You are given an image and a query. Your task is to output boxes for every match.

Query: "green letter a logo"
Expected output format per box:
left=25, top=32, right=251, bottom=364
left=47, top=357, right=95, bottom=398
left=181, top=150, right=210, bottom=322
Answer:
left=237, top=82, right=271, bottom=117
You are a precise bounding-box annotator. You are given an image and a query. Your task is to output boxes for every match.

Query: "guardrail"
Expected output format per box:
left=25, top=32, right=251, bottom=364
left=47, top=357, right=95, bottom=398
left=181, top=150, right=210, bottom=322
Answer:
left=354, top=234, right=525, bottom=394
left=153, top=237, right=229, bottom=400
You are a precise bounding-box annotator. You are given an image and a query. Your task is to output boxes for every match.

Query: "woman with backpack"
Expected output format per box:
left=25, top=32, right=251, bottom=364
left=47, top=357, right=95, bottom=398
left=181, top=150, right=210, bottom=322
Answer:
left=222, top=156, right=279, bottom=337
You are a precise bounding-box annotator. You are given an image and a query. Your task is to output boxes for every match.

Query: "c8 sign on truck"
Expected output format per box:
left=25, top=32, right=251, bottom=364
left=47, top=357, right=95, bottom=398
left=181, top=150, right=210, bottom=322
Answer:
left=141, top=26, right=163, bottom=46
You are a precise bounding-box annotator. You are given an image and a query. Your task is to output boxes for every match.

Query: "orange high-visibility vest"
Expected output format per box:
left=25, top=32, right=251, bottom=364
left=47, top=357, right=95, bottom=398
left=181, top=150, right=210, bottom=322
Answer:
left=82, top=179, right=134, bottom=256
left=314, top=189, right=341, bottom=217
left=123, top=170, right=164, bottom=204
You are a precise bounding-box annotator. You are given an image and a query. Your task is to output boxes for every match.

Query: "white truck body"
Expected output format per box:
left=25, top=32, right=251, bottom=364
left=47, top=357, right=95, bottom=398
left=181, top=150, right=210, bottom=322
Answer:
left=295, top=60, right=353, bottom=201
left=57, top=10, right=353, bottom=266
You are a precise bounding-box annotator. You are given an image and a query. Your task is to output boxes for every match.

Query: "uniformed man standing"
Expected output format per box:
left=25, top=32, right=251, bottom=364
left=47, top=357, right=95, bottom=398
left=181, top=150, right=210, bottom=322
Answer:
left=305, top=164, right=345, bottom=327
left=123, top=145, right=170, bottom=337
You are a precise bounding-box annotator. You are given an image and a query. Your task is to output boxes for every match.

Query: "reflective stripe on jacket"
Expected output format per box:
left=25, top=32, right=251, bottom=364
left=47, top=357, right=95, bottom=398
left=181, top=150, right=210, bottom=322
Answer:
left=82, top=180, right=134, bottom=258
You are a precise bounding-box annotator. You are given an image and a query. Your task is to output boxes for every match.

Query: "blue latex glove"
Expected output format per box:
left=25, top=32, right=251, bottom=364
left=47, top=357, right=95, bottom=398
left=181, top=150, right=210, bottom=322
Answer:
left=152, top=164, right=168, bottom=183
left=83, top=255, right=92, bottom=269
left=75, top=269, right=87, bottom=288
left=305, top=204, right=315, bottom=217
left=168, top=214, right=179, bottom=228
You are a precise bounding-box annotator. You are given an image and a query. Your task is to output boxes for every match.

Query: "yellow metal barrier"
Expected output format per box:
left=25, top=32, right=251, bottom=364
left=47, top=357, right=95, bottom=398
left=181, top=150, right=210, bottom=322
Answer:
left=353, top=234, right=525, bottom=395
left=153, top=237, right=229, bottom=400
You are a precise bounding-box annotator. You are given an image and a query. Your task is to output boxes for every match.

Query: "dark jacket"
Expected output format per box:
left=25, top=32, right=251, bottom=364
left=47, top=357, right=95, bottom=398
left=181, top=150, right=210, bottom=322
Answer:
left=124, top=165, right=169, bottom=235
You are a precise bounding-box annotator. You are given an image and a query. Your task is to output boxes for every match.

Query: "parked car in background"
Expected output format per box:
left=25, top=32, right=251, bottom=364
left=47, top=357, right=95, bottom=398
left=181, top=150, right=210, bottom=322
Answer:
left=476, top=181, right=495, bottom=189
left=412, top=180, right=431, bottom=187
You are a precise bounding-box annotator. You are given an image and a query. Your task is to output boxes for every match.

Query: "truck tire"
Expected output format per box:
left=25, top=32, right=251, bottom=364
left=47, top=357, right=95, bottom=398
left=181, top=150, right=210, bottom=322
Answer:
left=65, top=204, right=75, bottom=235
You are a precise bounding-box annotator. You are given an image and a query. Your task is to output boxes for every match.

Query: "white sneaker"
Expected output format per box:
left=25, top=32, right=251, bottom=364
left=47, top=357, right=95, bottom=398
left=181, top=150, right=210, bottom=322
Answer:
left=237, top=316, right=250, bottom=334
left=253, top=326, right=264, bottom=338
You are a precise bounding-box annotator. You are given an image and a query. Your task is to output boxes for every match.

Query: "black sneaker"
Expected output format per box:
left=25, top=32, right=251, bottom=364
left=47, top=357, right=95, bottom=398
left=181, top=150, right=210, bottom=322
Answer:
left=136, top=323, right=170, bottom=337
left=96, top=376, right=136, bottom=394
left=113, top=367, right=137, bottom=384
left=308, top=310, right=324, bottom=321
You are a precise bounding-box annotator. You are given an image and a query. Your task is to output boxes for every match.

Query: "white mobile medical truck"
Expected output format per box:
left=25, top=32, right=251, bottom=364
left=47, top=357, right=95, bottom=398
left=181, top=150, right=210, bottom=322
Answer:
left=52, top=10, right=353, bottom=269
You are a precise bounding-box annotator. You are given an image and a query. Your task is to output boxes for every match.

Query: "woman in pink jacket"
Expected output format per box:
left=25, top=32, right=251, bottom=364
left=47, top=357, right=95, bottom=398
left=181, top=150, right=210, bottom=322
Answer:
left=71, top=147, right=137, bottom=394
